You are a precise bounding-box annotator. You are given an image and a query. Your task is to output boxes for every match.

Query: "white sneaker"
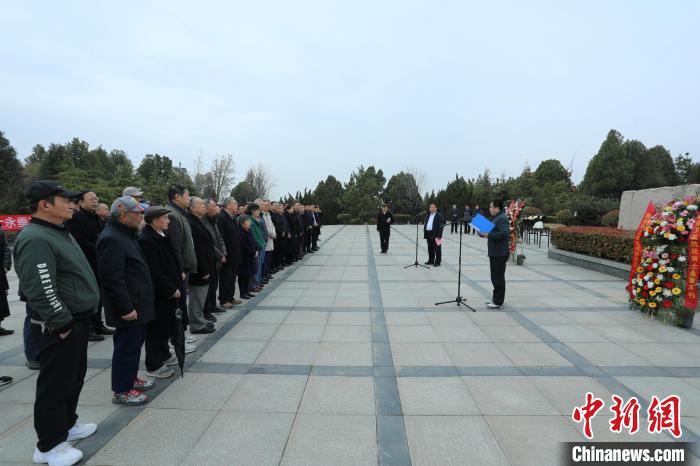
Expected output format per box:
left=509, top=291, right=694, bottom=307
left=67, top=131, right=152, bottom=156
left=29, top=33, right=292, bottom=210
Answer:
left=486, top=302, right=503, bottom=309
left=185, top=342, right=197, bottom=354
left=186, top=335, right=197, bottom=344
left=33, top=442, right=83, bottom=466
left=163, top=355, right=178, bottom=366
left=145, top=365, right=174, bottom=379
left=66, top=420, right=97, bottom=442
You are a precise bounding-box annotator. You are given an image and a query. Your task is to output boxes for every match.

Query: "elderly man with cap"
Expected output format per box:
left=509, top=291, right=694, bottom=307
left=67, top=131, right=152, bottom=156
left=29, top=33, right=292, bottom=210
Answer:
left=122, top=186, right=144, bottom=203
left=138, top=206, right=182, bottom=379
left=97, top=196, right=155, bottom=406
left=14, top=181, right=100, bottom=466
left=66, top=189, right=113, bottom=342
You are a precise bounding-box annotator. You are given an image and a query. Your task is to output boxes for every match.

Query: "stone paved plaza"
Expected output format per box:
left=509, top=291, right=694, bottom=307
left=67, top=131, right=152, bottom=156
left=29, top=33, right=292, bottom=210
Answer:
left=1, top=225, right=699, bottom=465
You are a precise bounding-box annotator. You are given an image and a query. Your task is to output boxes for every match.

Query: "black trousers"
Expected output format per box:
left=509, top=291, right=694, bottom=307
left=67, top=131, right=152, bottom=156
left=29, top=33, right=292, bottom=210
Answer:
left=379, top=230, right=390, bottom=252
left=238, top=275, right=250, bottom=297
left=219, top=263, right=236, bottom=304
left=426, top=234, right=441, bottom=264
left=451, top=221, right=458, bottom=233
left=205, top=265, right=219, bottom=312
left=304, top=229, right=313, bottom=252
left=489, top=256, right=508, bottom=305
left=90, top=302, right=104, bottom=332
left=111, top=323, right=146, bottom=393
left=312, top=226, right=320, bottom=248
left=33, top=316, right=90, bottom=453
left=145, top=312, right=173, bottom=372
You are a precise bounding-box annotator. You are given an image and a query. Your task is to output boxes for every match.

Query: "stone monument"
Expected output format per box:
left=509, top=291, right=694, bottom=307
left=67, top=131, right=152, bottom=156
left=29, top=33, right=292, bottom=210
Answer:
left=618, top=184, right=700, bottom=230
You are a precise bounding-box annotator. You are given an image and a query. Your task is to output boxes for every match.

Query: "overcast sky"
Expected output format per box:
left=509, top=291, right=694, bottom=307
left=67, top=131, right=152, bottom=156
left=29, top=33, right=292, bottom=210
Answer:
left=1, top=1, right=698, bottom=199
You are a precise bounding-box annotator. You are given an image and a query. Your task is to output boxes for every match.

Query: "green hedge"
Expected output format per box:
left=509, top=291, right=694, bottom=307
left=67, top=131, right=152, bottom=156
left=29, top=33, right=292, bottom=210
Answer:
left=367, top=218, right=377, bottom=225
left=601, top=209, right=620, bottom=227
left=393, top=214, right=411, bottom=224
left=349, top=218, right=362, bottom=225
left=551, top=226, right=634, bottom=263
left=337, top=214, right=351, bottom=224
left=522, top=206, right=543, bottom=217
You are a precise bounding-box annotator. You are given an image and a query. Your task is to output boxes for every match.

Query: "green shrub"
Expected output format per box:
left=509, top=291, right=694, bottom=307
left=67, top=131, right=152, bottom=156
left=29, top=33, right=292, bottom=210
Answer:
left=393, top=214, right=411, bottom=224
left=359, top=211, right=376, bottom=223
left=551, top=226, right=634, bottom=263
left=367, top=218, right=377, bottom=225
left=522, top=206, right=543, bottom=217
left=554, top=209, right=573, bottom=224
left=564, top=195, right=619, bottom=226
left=601, top=209, right=620, bottom=227
left=336, top=214, right=351, bottom=224
left=349, top=218, right=361, bottom=225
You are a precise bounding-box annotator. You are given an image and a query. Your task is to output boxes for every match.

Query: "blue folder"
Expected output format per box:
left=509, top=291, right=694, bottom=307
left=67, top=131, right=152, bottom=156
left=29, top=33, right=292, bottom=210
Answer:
left=470, top=213, right=495, bottom=234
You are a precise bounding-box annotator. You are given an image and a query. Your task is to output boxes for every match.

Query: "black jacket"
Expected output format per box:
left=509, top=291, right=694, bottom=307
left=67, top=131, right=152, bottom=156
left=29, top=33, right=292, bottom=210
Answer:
left=97, top=220, right=155, bottom=328
left=218, top=210, right=242, bottom=267
left=66, top=207, right=103, bottom=275
left=188, top=213, right=216, bottom=286
left=377, top=211, right=393, bottom=232
left=450, top=208, right=460, bottom=221
left=424, top=212, right=446, bottom=238
left=138, top=225, right=183, bottom=323
left=487, top=211, right=511, bottom=257
left=238, top=228, right=257, bottom=277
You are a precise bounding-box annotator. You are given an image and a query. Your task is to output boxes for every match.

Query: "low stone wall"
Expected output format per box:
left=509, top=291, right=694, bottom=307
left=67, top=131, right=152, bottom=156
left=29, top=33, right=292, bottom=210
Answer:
left=618, top=184, right=700, bottom=230
left=547, top=247, right=629, bottom=280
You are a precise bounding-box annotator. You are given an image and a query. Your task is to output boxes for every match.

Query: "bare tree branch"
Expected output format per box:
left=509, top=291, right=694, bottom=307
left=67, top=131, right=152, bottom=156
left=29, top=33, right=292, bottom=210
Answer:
left=244, top=163, right=275, bottom=199
left=210, top=153, right=236, bottom=201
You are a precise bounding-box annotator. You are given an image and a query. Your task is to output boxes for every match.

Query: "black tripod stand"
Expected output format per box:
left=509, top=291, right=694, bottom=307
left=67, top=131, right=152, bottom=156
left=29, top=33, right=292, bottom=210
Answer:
left=435, top=219, right=476, bottom=311
left=404, top=211, right=429, bottom=269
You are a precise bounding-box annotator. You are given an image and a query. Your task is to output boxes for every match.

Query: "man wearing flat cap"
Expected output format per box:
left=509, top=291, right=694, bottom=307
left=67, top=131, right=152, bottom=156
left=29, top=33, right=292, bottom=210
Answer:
left=138, top=206, right=183, bottom=379
left=14, top=181, right=100, bottom=466
left=97, top=196, right=155, bottom=407
left=122, top=186, right=144, bottom=202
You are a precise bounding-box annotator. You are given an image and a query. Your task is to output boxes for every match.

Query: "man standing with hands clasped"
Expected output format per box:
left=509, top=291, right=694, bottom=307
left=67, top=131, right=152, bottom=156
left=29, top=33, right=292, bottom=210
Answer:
left=14, top=181, right=100, bottom=466
left=97, top=196, right=155, bottom=406
left=478, top=199, right=510, bottom=309
left=424, top=203, right=445, bottom=267
left=376, top=204, right=393, bottom=253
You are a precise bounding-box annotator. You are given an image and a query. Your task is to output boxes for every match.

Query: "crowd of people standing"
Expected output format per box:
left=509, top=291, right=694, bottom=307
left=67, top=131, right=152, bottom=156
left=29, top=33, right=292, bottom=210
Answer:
left=2, top=180, right=322, bottom=466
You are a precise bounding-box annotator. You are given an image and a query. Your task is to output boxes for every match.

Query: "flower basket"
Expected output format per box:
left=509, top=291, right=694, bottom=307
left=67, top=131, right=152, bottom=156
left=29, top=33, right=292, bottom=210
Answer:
left=507, top=199, right=526, bottom=265
left=628, top=196, right=700, bottom=327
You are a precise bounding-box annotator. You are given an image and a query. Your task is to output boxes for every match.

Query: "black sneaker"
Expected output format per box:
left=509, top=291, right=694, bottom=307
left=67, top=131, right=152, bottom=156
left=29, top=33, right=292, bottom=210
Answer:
left=191, top=327, right=215, bottom=334
left=88, top=332, right=105, bottom=342
left=210, top=307, right=226, bottom=314
left=96, top=325, right=114, bottom=335
left=0, top=327, right=14, bottom=336
left=0, top=376, right=12, bottom=386
left=26, top=359, right=40, bottom=370
left=204, top=313, right=217, bottom=322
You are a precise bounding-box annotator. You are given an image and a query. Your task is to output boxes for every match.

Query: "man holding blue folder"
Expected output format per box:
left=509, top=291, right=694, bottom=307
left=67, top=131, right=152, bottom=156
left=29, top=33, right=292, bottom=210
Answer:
left=475, top=199, right=510, bottom=309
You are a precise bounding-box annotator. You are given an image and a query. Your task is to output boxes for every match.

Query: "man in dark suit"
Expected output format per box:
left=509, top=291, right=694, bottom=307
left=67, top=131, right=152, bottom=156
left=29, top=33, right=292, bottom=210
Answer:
left=65, top=189, right=113, bottom=341
left=450, top=204, right=459, bottom=233
left=463, top=204, right=472, bottom=234
left=423, top=203, right=445, bottom=266
left=218, top=197, right=242, bottom=309
left=376, top=204, right=393, bottom=253
left=479, top=199, right=510, bottom=309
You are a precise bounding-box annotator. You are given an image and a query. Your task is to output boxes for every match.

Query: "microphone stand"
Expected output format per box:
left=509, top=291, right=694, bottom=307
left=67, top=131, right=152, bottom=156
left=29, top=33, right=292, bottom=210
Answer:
left=435, top=218, right=476, bottom=311
left=404, top=211, right=429, bottom=269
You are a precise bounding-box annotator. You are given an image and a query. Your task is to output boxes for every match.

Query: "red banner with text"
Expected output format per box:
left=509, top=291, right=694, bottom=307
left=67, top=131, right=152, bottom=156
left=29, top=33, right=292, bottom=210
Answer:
left=685, top=215, right=700, bottom=309
left=628, top=202, right=656, bottom=300
left=0, top=215, right=32, bottom=231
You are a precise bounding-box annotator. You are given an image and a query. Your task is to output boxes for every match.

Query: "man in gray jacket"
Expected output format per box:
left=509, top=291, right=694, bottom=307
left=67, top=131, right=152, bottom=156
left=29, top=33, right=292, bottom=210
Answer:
left=479, top=199, right=510, bottom=309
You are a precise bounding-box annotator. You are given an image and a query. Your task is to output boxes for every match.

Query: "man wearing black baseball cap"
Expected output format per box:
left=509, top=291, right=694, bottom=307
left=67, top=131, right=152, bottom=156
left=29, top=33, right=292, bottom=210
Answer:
left=13, top=181, right=100, bottom=466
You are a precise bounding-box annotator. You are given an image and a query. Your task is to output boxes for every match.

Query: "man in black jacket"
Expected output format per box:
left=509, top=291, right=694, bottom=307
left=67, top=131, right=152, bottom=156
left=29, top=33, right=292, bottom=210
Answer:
left=376, top=204, right=393, bottom=253
left=97, top=196, right=155, bottom=406
left=138, top=206, right=183, bottom=379
left=66, top=189, right=112, bottom=341
left=450, top=204, right=459, bottom=233
left=424, top=203, right=445, bottom=266
left=479, top=199, right=510, bottom=309
left=218, top=198, right=242, bottom=308
left=187, top=197, right=216, bottom=334
left=203, top=199, right=226, bottom=317
left=463, top=204, right=472, bottom=234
